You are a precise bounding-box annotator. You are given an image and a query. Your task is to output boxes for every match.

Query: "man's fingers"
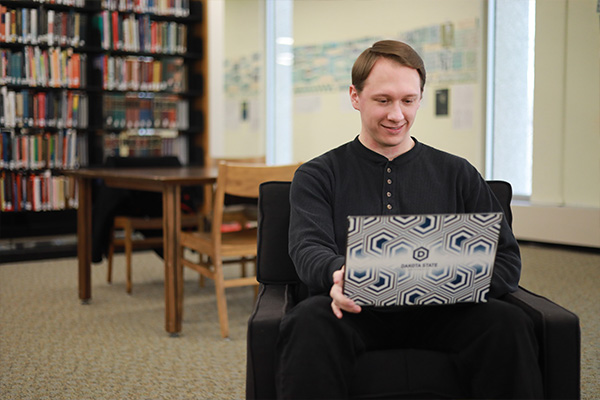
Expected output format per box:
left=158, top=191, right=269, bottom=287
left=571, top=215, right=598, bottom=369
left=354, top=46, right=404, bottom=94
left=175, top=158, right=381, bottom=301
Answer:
left=330, top=283, right=361, bottom=318
left=331, top=300, right=343, bottom=319
left=330, top=265, right=361, bottom=318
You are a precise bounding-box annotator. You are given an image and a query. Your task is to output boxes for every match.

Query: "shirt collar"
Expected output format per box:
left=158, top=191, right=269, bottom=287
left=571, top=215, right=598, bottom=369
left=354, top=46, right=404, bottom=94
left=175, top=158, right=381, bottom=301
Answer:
left=351, top=136, right=423, bottom=164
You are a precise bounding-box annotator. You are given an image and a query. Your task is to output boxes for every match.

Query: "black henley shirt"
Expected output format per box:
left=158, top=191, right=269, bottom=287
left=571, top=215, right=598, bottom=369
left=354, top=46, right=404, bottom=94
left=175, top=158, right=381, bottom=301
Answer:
left=289, top=136, right=521, bottom=298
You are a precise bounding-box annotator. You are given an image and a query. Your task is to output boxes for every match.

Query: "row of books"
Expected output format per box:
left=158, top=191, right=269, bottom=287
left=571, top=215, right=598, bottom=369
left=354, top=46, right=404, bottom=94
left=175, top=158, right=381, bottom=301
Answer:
left=101, top=0, right=191, bottom=17
left=1, top=47, right=87, bottom=88
left=1, top=129, right=86, bottom=170
left=30, top=1, right=85, bottom=6
left=93, top=11, right=188, bottom=54
left=94, top=54, right=186, bottom=92
left=0, top=88, right=88, bottom=129
left=0, top=6, right=87, bottom=47
left=0, top=170, right=78, bottom=212
left=103, top=130, right=188, bottom=162
left=103, top=93, right=188, bottom=130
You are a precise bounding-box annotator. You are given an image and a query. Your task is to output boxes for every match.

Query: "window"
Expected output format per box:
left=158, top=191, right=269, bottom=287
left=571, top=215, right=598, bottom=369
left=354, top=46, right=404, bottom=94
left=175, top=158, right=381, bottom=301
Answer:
left=486, top=0, right=536, bottom=197
left=265, top=0, right=293, bottom=164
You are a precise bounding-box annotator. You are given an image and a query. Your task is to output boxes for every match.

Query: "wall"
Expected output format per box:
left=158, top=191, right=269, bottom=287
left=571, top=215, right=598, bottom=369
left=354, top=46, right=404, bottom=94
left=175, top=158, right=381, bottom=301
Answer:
left=291, top=0, right=599, bottom=248
left=209, top=0, right=266, bottom=160
left=512, top=0, right=600, bottom=248
left=292, top=0, right=488, bottom=170
left=211, top=0, right=600, bottom=248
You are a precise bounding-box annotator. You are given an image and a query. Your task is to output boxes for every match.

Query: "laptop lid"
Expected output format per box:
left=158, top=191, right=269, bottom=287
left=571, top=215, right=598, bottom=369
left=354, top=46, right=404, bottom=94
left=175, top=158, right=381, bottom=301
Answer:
left=343, top=213, right=503, bottom=307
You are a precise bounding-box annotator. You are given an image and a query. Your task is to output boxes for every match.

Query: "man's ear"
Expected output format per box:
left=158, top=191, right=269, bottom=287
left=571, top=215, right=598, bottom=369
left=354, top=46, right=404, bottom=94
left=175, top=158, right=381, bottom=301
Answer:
left=349, top=85, right=360, bottom=110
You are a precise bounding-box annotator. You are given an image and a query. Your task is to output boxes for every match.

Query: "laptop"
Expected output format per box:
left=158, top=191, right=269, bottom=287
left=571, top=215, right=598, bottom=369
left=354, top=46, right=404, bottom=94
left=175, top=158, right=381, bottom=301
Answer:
left=343, top=213, right=503, bottom=307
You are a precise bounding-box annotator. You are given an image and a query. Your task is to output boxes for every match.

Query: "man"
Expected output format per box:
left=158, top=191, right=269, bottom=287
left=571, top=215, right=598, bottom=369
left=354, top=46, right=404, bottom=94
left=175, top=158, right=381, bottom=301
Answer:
left=277, top=40, right=543, bottom=399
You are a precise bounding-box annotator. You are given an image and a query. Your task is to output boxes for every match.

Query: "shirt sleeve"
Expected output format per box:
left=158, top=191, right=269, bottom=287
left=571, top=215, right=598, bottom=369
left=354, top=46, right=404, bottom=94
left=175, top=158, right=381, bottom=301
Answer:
left=288, top=164, right=345, bottom=295
left=466, top=175, right=522, bottom=298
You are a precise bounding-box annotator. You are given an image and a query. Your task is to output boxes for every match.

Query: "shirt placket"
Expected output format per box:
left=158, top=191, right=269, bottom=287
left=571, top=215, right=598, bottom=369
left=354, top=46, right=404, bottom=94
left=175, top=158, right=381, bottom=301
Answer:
left=383, top=163, right=395, bottom=214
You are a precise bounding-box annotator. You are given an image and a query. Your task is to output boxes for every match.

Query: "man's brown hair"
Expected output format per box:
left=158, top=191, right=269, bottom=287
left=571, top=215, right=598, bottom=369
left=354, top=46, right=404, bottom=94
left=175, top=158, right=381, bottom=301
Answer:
left=351, top=40, right=426, bottom=93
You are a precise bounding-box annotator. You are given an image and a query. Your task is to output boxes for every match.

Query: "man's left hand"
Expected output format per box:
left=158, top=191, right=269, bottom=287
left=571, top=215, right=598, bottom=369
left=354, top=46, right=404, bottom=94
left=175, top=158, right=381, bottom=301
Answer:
left=330, top=266, right=362, bottom=319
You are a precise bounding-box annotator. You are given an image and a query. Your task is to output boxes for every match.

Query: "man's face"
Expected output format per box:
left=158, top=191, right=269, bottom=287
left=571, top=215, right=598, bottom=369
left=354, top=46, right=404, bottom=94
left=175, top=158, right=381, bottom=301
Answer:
left=350, top=58, right=422, bottom=159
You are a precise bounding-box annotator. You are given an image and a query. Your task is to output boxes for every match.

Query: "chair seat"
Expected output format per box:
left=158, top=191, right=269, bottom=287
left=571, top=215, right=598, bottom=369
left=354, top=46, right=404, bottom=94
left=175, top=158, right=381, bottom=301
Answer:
left=181, top=228, right=258, bottom=257
left=114, top=214, right=199, bottom=230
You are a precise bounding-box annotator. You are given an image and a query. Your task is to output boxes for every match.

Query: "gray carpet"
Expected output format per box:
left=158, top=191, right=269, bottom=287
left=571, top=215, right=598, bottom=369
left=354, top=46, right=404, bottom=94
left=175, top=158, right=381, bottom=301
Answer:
left=1, top=243, right=598, bottom=399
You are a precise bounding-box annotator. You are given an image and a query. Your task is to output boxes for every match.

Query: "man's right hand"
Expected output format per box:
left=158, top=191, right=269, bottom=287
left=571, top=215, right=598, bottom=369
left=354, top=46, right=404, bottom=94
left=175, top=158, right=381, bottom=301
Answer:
left=330, top=266, right=362, bottom=319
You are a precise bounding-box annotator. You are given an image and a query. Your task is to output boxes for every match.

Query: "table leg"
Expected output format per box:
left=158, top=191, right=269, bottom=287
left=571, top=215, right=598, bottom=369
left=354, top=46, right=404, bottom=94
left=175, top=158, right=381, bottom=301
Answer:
left=163, top=185, right=183, bottom=335
left=77, top=178, right=92, bottom=304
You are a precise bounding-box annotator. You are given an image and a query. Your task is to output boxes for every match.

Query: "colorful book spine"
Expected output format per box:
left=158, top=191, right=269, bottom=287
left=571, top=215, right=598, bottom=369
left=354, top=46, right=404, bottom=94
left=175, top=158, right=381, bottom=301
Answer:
left=0, top=128, right=85, bottom=171
left=0, top=169, right=79, bottom=211
left=94, top=55, right=185, bottom=92
left=0, top=89, right=88, bottom=129
left=0, top=6, right=87, bottom=46
left=102, top=93, right=186, bottom=130
left=101, top=0, right=190, bottom=17
left=0, top=47, right=86, bottom=89
left=95, top=12, right=187, bottom=54
left=101, top=129, right=187, bottom=162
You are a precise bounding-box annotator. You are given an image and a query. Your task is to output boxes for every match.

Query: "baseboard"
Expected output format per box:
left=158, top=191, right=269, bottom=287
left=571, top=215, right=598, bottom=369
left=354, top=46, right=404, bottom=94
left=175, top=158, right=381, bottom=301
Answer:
left=512, top=203, right=600, bottom=249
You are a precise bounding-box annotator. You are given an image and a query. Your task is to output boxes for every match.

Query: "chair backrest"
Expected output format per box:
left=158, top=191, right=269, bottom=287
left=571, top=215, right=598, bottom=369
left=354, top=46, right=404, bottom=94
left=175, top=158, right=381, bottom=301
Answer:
left=201, top=156, right=267, bottom=215
left=211, top=162, right=300, bottom=239
left=256, top=180, right=515, bottom=286
left=486, top=180, right=513, bottom=228
left=208, top=156, right=266, bottom=167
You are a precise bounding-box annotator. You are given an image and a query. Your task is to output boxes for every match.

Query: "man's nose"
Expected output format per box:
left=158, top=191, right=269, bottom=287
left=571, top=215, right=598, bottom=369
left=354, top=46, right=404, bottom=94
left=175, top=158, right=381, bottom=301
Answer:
left=388, top=103, right=404, bottom=121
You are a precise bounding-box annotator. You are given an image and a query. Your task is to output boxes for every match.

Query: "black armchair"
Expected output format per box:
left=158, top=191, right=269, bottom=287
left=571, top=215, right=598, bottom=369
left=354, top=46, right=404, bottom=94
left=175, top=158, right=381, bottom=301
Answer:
left=247, top=180, right=580, bottom=399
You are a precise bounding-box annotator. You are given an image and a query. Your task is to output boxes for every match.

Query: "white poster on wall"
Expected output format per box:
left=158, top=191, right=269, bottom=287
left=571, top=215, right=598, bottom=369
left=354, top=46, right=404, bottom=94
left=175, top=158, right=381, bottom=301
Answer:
left=451, top=84, right=475, bottom=130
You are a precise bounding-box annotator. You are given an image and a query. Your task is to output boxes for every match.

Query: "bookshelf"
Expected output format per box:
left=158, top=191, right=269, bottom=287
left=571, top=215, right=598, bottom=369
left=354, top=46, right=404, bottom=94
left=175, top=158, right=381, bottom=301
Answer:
left=0, top=0, right=207, bottom=241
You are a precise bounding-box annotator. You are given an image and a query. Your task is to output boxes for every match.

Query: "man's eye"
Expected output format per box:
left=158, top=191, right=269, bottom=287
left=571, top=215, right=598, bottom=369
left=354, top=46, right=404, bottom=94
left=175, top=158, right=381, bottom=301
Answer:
left=377, top=99, right=388, bottom=104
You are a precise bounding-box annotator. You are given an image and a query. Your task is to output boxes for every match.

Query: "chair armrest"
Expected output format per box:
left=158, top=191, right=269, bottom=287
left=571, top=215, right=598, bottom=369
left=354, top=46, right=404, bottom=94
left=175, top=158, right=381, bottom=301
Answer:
left=247, top=283, right=297, bottom=400
left=503, top=287, right=580, bottom=399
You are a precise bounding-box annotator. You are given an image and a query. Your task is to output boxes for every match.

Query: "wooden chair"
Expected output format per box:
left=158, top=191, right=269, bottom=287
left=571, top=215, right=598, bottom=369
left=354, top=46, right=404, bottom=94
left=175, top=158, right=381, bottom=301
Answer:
left=203, top=156, right=266, bottom=229
left=103, top=156, right=201, bottom=294
left=197, top=156, right=266, bottom=285
left=180, top=161, right=300, bottom=338
left=107, top=214, right=199, bottom=293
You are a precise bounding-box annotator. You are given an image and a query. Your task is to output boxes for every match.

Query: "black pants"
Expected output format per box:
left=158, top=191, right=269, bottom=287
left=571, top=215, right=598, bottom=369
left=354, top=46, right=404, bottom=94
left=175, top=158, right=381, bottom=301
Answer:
left=276, top=295, right=543, bottom=399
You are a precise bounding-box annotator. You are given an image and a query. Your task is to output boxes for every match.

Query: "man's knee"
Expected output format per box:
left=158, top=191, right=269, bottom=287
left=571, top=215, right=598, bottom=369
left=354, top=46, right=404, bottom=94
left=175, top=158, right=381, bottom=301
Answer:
left=280, top=295, right=336, bottom=336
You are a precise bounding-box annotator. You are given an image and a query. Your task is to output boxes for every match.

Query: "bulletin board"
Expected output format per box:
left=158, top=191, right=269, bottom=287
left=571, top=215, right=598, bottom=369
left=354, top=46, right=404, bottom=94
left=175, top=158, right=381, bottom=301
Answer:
left=223, top=18, right=481, bottom=98
left=292, top=18, right=481, bottom=94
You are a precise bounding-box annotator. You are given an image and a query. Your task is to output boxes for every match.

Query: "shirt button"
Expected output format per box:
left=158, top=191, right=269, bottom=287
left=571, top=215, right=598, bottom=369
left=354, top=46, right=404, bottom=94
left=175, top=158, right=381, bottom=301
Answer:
left=387, top=167, right=392, bottom=173
left=387, top=204, right=392, bottom=210
left=386, top=192, right=392, bottom=197
left=387, top=179, right=392, bottom=184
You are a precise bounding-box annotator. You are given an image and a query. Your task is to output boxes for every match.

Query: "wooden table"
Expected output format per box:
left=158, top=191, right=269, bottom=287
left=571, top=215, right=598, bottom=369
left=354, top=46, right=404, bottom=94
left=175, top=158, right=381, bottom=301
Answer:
left=66, top=166, right=218, bottom=336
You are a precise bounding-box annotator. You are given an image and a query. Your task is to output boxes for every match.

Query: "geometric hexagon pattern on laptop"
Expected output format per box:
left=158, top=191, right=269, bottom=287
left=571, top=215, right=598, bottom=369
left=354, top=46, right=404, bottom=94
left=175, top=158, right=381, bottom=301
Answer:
left=343, top=213, right=503, bottom=307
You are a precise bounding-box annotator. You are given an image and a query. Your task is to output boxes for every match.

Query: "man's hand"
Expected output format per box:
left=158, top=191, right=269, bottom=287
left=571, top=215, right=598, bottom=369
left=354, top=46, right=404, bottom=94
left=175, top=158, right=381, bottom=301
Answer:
left=330, top=266, right=362, bottom=319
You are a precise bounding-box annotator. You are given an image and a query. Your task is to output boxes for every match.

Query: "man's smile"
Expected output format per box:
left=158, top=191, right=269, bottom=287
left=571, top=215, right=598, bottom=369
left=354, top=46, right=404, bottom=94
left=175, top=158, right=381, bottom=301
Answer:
left=382, top=122, right=405, bottom=132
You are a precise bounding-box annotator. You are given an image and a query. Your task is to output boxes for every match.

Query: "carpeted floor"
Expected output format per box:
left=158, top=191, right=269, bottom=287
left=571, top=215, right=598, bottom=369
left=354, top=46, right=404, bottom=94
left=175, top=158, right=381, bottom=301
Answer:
left=0, top=242, right=598, bottom=399
left=518, top=243, right=600, bottom=399
left=0, top=251, right=254, bottom=399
